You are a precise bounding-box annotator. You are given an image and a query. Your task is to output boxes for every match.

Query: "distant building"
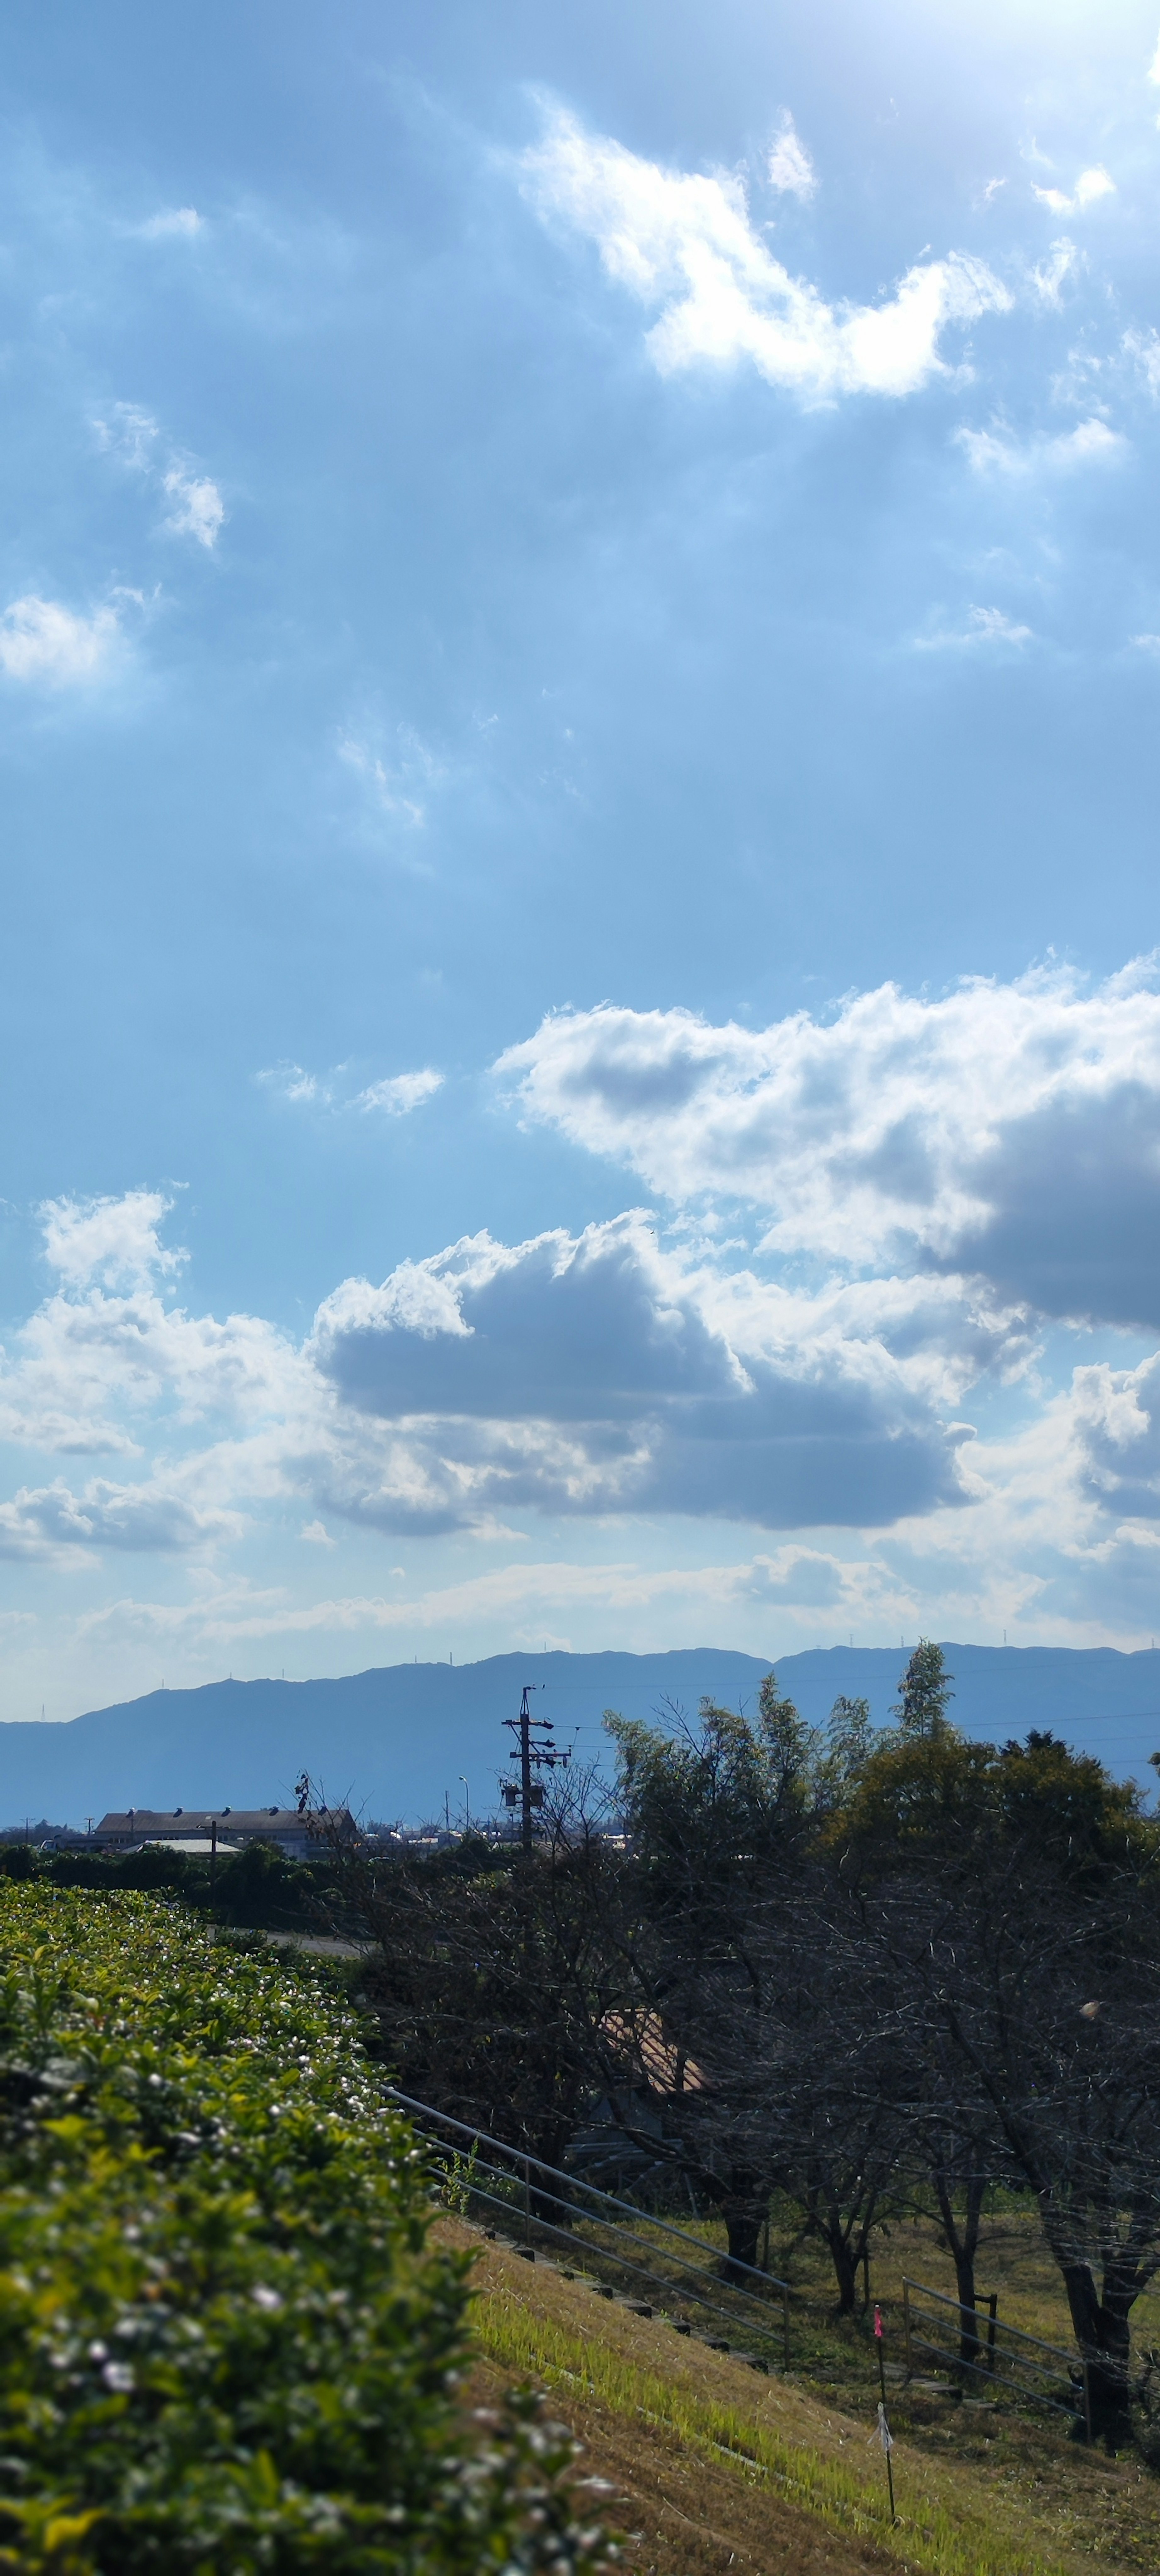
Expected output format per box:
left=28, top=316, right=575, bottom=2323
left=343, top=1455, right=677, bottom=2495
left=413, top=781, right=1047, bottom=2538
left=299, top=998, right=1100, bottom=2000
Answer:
left=92, top=1807, right=351, bottom=1861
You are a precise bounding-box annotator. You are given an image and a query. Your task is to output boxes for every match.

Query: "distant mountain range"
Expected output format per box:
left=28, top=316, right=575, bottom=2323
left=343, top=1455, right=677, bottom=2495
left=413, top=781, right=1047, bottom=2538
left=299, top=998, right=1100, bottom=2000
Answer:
left=3, top=1644, right=1160, bottom=1832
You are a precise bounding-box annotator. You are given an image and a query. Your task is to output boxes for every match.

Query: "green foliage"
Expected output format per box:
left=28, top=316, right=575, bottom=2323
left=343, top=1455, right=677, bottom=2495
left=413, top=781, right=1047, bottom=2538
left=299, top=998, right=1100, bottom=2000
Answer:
left=0, top=1838, right=335, bottom=1931
left=814, top=1696, right=873, bottom=1807
left=605, top=1671, right=812, bottom=1894
left=890, top=1640, right=955, bottom=1741
left=0, top=1886, right=617, bottom=2573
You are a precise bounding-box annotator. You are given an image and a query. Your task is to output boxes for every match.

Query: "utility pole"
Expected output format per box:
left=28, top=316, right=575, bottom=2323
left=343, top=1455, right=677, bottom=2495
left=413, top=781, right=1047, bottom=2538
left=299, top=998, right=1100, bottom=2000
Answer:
left=503, top=1685, right=571, bottom=1855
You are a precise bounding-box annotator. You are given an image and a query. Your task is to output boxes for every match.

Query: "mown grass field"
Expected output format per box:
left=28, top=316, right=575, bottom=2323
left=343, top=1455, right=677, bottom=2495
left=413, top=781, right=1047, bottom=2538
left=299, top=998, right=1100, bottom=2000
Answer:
left=447, top=2217, right=1160, bottom=2576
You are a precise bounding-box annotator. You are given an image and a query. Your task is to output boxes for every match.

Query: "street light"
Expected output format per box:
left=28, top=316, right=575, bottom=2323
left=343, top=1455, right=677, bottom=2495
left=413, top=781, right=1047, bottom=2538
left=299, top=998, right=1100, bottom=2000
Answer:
left=459, top=1774, right=470, bottom=1832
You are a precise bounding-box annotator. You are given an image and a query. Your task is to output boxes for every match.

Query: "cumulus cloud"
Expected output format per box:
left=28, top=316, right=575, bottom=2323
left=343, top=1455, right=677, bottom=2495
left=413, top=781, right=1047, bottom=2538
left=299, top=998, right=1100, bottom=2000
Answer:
left=1032, top=167, right=1115, bottom=216
left=0, top=596, right=120, bottom=686
left=496, top=965, right=1160, bottom=1329
left=311, top=1214, right=982, bottom=1532
left=0, top=1479, right=235, bottom=1559
left=8, top=1172, right=1160, bottom=1652
left=957, top=416, right=1126, bottom=475
left=0, top=1192, right=985, bottom=1552
left=767, top=115, right=816, bottom=201
left=41, top=1191, right=186, bottom=1291
left=519, top=102, right=1010, bottom=403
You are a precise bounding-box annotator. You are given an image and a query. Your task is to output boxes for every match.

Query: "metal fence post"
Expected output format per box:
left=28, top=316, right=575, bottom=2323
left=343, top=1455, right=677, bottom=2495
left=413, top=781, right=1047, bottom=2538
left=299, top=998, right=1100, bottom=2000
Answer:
left=523, top=2155, right=532, bottom=2246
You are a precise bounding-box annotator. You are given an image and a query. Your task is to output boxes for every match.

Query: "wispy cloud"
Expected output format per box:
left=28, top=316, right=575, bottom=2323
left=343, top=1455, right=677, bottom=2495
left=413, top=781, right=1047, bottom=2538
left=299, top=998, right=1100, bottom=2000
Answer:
left=957, top=415, right=1126, bottom=475
left=161, top=464, right=225, bottom=550
left=767, top=114, right=816, bottom=202
left=133, top=207, right=204, bottom=241
left=1032, top=167, right=1115, bottom=217
left=259, top=1063, right=443, bottom=1118
left=94, top=401, right=225, bottom=551
left=338, top=728, right=440, bottom=826
left=917, top=604, right=1032, bottom=652
left=1124, top=329, right=1160, bottom=399
left=519, top=100, right=1010, bottom=404
left=1030, top=238, right=1077, bottom=308
left=0, top=595, right=120, bottom=686
left=354, top=1069, right=443, bottom=1116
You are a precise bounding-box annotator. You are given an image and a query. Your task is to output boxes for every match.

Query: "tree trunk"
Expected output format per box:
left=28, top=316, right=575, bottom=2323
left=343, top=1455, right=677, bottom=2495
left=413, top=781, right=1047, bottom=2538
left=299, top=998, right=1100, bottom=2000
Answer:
left=721, top=2199, right=763, bottom=2282
left=1058, top=2258, right=1129, bottom=2436
left=931, top=2160, right=986, bottom=2367
left=827, top=2229, right=860, bottom=2315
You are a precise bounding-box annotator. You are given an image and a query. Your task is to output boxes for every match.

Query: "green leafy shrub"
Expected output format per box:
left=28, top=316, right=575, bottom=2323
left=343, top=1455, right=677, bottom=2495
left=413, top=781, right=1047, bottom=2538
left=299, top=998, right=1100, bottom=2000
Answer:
left=0, top=1839, right=337, bottom=1932
left=0, top=1886, right=617, bottom=2572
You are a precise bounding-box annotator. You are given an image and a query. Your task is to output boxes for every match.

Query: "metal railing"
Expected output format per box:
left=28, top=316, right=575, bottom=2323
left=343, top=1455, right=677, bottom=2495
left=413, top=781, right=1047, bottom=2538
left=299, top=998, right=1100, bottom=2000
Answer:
left=388, top=2085, right=791, bottom=2369
left=902, top=2277, right=1091, bottom=2439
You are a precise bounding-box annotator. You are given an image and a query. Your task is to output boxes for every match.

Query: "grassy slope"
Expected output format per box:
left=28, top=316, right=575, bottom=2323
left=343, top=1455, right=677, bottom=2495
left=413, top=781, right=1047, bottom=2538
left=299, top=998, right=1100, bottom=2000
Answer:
left=441, top=2221, right=1160, bottom=2576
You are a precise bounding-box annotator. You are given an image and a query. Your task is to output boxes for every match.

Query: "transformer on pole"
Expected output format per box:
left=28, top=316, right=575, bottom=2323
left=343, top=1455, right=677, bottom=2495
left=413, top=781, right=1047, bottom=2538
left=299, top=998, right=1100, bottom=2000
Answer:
left=503, top=1685, right=571, bottom=1852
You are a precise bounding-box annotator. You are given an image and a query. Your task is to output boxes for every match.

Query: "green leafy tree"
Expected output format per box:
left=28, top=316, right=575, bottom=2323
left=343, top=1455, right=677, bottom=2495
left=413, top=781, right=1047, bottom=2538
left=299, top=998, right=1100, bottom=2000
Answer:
left=891, top=1638, right=955, bottom=1739
left=814, top=1695, right=873, bottom=1808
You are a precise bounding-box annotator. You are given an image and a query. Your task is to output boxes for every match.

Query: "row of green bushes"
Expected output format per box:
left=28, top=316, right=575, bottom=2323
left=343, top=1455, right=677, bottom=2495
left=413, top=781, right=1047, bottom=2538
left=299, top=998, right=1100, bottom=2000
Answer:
left=0, top=1837, right=332, bottom=1931
left=0, top=1885, right=617, bottom=2572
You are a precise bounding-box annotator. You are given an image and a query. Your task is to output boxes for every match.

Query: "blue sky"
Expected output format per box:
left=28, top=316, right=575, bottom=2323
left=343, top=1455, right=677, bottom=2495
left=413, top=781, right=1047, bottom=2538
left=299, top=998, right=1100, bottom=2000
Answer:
left=3, top=0, right=1160, bottom=1716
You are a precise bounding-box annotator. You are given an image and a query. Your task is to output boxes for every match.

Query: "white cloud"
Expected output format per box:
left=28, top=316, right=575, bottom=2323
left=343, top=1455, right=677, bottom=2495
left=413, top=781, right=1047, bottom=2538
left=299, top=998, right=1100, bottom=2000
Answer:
left=41, top=1191, right=185, bottom=1291
left=1124, top=329, right=1160, bottom=399
left=95, top=402, right=224, bottom=549
left=1033, top=167, right=1115, bottom=216
left=338, top=729, right=439, bottom=826
left=162, top=465, right=225, bottom=550
left=0, top=596, right=120, bottom=686
left=1030, top=238, right=1077, bottom=307
left=135, top=208, right=203, bottom=240
left=258, top=1063, right=326, bottom=1105
left=354, top=1069, right=443, bottom=1116
left=259, top=1063, right=442, bottom=1117
left=917, top=604, right=1032, bottom=651
left=7, top=1174, right=1160, bottom=1648
left=956, top=416, right=1126, bottom=475
left=519, top=102, right=1010, bottom=403
left=1150, top=31, right=1160, bottom=83
left=767, top=114, right=816, bottom=201
left=495, top=963, right=1160, bottom=1329
left=94, top=404, right=160, bottom=470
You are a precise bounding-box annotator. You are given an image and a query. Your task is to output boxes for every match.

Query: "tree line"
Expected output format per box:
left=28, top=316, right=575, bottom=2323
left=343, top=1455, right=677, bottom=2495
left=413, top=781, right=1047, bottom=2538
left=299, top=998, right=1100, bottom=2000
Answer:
left=323, top=1646, right=1160, bottom=2444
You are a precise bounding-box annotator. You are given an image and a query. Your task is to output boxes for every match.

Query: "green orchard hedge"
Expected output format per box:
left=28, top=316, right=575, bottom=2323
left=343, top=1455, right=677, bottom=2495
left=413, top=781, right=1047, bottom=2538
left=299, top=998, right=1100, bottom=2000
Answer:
left=0, top=1888, right=617, bottom=2574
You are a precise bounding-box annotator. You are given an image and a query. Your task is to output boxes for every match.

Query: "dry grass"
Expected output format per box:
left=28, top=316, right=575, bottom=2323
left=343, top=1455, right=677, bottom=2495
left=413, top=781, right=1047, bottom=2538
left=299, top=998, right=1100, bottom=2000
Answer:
left=440, top=2218, right=1160, bottom=2576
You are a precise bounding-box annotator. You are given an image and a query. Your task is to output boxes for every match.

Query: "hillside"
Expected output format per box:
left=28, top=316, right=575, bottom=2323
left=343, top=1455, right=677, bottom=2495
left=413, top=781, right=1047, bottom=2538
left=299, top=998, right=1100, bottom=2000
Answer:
left=2, top=1643, right=1159, bottom=1830
left=451, top=2217, right=1159, bottom=2576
